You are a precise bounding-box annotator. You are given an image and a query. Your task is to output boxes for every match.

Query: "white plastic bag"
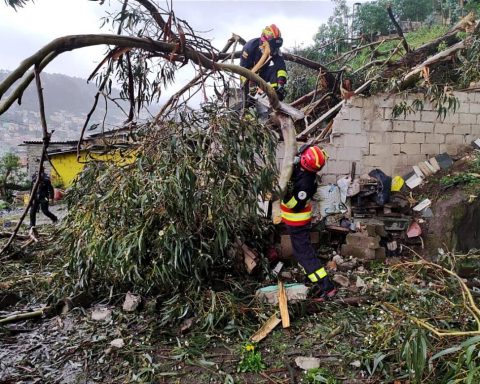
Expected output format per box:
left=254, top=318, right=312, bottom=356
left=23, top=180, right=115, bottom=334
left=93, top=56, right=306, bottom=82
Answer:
left=315, top=184, right=347, bottom=218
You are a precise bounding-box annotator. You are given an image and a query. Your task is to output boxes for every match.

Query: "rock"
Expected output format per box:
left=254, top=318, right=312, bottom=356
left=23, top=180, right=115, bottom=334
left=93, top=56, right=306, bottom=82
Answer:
left=350, top=360, right=361, bottom=368
left=356, top=276, right=366, bottom=288
left=341, top=244, right=375, bottom=260
left=436, top=153, right=453, bottom=169
left=110, top=338, right=125, bottom=348
left=346, top=232, right=380, bottom=249
left=332, top=254, right=344, bottom=264
left=91, top=308, right=112, bottom=322
left=180, top=317, right=195, bottom=333
left=295, top=356, right=321, bottom=370
left=333, top=274, right=350, bottom=287
left=122, top=292, right=141, bottom=312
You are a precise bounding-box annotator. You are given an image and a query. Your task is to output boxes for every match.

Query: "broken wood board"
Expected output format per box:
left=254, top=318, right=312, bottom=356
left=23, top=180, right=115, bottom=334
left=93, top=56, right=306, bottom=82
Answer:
left=242, top=243, right=258, bottom=274
left=278, top=280, right=290, bottom=328
left=250, top=313, right=282, bottom=343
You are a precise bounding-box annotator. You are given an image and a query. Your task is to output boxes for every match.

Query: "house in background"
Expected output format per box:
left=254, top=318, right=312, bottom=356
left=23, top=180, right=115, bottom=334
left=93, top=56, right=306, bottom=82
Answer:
left=21, top=127, right=137, bottom=187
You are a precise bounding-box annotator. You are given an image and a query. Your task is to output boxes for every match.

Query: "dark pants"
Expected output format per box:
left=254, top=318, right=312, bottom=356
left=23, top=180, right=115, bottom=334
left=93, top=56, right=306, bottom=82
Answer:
left=286, top=224, right=323, bottom=275
left=30, top=198, right=57, bottom=227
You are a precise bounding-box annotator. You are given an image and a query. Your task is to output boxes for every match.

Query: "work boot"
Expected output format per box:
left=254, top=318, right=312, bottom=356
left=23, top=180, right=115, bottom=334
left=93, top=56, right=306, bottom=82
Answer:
left=309, top=276, right=337, bottom=302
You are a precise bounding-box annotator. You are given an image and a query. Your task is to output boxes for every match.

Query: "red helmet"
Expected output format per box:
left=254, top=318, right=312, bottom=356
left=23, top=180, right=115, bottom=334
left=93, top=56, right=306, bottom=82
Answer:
left=261, top=24, right=281, bottom=42
left=300, top=146, right=327, bottom=172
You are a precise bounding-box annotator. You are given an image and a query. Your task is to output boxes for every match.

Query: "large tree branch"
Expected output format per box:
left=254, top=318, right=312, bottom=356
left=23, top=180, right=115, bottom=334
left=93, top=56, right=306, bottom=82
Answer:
left=0, top=34, right=282, bottom=111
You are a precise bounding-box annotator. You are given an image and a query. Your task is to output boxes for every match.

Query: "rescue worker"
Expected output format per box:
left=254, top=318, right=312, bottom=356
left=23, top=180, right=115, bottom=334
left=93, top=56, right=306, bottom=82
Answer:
left=281, top=145, right=336, bottom=301
left=29, top=167, right=58, bottom=229
left=240, top=24, right=288, bottom=102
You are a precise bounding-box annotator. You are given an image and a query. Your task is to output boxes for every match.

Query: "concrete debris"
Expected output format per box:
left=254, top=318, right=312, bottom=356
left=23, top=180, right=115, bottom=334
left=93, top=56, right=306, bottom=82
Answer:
left=350, top=360, right=362, bottom=368
left=122, top=292, right=141, bottom=312
left=356, top=276, right=366, bottom=288
left=110, top=338, right=125, bottom=349
left=405, top=173, right=423, bottom=189
left=91, top=308, right=112, bottom=322
left=422, top=207, right=434, bottom=218
left=333, top=274, right=350, bottom=287
left=180, top=317, right=195, bottom=333
left=255, top=283, right=309, bottom=305
left=472, top=138, right=480, bottom=149
left=332, top=254, right=344, bottom=265
left=295, top=356, right=321, bottom=370
left=413, top=198, right=431, bottom=212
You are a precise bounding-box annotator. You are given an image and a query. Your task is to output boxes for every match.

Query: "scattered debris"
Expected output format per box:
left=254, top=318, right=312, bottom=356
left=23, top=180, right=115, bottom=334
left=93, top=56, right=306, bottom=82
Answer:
left=256, top=284, right=309, bottom=305
left=91, top=307, right=112, bottom=322
left=180, top=317, right=195, bottom=333
left=278, top=280, right=290, bottom=328
left=295, top=356, right=321, bottom=370
left=241, top=242, right=259, bottom=274
left=122, top=292, right=141, bottom=312
left=355, top=276, right=366, bottom=289
left=110, top=338, right=125, bottom=349
left=407, top=221, right=422, bottom=238
left=250, top=313, right=282, bottom=343
left=413, top=198, right=432, bottom=212
left=332, top=274, right=350, bottom=287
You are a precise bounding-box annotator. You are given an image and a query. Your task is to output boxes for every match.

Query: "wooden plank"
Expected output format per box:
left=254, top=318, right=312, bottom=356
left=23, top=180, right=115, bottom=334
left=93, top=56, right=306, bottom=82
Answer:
left=250, top=313, right=282, bottom=343
left=278, top=280, right=290, bottom=328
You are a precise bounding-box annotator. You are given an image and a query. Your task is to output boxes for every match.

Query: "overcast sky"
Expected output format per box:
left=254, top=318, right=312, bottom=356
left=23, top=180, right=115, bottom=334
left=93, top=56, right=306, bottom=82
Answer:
left=0, top=0, right=357, bottom=78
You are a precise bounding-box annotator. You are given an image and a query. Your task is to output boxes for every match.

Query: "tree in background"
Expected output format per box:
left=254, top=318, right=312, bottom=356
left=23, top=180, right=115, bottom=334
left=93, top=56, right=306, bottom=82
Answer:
left=395, top=0, right=434, bottom=22
left=354, top=0, right=391, bottom=39
left=0, top=152, right=25, bottom=204
left=312, top=0, right=350, bottom=60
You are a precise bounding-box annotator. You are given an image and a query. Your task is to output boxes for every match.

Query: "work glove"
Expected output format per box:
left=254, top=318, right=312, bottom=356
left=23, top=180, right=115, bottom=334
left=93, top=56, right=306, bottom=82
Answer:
left=275, top=85, right=286, bottom=101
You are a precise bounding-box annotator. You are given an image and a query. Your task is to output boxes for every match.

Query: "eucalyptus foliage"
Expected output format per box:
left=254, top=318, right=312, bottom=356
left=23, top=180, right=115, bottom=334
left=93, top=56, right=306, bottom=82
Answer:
left=59, top=104, right=277, bottom=297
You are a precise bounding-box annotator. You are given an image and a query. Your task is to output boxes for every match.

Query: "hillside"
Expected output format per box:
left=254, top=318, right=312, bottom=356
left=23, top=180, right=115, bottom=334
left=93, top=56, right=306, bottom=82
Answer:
left=0, top=70, right=126, bottom=155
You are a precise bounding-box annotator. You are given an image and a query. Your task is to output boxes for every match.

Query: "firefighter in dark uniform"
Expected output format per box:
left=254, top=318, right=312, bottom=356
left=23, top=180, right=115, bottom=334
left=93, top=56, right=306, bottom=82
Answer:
left=240, top=24, right=288, bottom=102
left=281, top=145, right=336, bottom=300
left=29, top=168, right=58, bottom=228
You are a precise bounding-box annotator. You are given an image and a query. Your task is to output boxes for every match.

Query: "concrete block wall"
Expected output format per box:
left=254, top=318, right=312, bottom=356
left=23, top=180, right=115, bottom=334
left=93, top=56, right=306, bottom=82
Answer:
left=320, top=91, right=480, bottom=181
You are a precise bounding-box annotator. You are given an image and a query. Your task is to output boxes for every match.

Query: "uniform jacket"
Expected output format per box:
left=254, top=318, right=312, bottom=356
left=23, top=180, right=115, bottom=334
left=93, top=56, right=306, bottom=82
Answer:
left=240, top=38, right=287, bottom=87
left=281, top=165, right=316, bottom=226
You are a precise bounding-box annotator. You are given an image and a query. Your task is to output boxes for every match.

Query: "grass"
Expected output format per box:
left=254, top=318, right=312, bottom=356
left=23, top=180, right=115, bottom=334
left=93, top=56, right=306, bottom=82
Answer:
left=347, top=25, right=449, bottom=73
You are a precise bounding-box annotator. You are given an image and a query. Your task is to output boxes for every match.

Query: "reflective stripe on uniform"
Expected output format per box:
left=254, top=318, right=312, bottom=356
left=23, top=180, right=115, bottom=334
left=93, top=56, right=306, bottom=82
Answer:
left=284, top=195, right=298, bottom=209
left=277, top=69, right=287, bottom=78
left=270, top=82, right=278, bottom=88
left=308, top=267, right=327, bottom=282
left=280, top=203, right=312, bottom=226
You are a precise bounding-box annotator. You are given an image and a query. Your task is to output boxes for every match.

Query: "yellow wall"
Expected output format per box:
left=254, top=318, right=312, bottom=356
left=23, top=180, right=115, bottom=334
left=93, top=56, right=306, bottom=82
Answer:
left=50, top=150, right=136, bottom=187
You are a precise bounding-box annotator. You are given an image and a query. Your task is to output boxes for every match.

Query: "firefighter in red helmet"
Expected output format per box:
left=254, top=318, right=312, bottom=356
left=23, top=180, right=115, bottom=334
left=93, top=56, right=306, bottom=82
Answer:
left=281, top=145, right=336, bottom=301
left=240, top=24, right=288, bottom=102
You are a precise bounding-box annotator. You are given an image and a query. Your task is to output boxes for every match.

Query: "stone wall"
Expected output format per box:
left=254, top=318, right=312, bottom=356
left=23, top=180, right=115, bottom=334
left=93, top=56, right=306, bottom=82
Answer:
left=320, top=92, right=479, bottom=183
left=24, top=143, right=74, bottom=179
